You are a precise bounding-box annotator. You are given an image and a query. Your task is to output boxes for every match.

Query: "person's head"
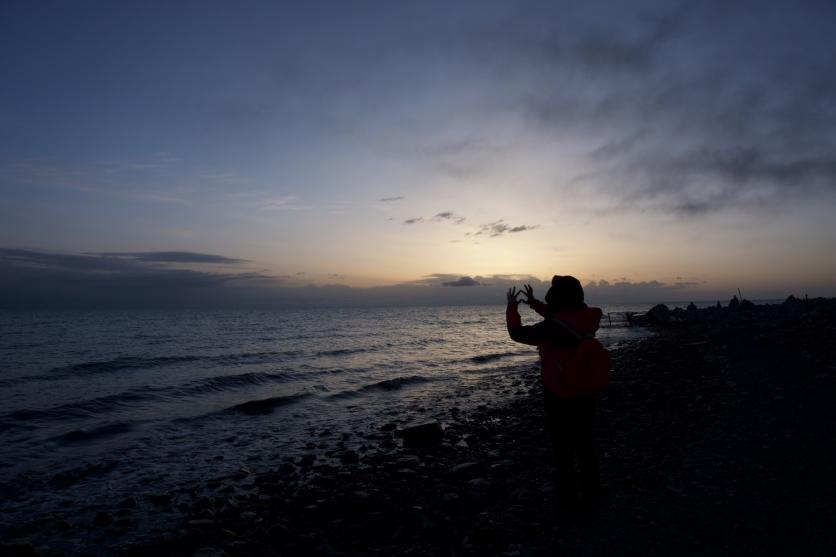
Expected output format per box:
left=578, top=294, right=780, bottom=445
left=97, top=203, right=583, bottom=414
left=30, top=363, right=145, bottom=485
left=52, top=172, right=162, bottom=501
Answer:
left=544, top=275, right=586, bottom=312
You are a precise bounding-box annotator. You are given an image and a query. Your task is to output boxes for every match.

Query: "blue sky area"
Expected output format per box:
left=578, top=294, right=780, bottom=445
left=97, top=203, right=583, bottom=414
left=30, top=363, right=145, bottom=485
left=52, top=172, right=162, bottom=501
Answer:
left=2, top=0, right=835, bottom=307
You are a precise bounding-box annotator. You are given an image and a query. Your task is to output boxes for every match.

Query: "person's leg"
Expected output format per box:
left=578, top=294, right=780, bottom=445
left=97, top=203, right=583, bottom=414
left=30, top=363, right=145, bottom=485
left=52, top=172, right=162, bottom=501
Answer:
left=573, top=397, right=601, bottom=506
left=543, top=389, right=579, bottom=507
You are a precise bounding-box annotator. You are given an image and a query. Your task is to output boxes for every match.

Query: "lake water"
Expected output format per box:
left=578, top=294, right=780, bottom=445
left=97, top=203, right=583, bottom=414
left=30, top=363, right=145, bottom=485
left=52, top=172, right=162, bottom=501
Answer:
left=0, top=303, right=654, bottom=549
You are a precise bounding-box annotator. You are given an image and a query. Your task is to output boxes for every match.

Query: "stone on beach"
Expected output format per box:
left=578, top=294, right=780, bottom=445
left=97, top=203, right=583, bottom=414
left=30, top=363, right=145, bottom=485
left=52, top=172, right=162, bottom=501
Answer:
left=400, top=420, right=443, bottom=448
left=448, top=462, right=482, bottom=478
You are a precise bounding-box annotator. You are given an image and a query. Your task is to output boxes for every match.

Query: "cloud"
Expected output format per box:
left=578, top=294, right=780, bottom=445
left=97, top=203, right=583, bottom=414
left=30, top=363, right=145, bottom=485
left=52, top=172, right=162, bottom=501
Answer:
left=435, top=1, right=836, bottom=217
left=433, top=211, right=466, bottom=224
left=403, top=215, right=537, bottom=238
left=588, top=131, right=648, bottom=160
left=0, top=252, right=786, bottom=308
left=441, top=276, right=483, bottom=287
left=0, top=247, right=258, bottom=278
left=0, top=157, right=195, bottom=205
left=474, top=220, right=539, bottom=237
left=405, top=273, right=544, bottom=290
left=0, top=248, right=272, bottom=309
left=582, top=279, right=707, bottom=303
left=403, top=211, right=466, bottom=225
left=89, top=251, right=247, bottom=264
left=259, top=196, right=312, bottom=211
left=617, top=146, right=836, bottom=216
left=379, top=196, right=405, bottom=202
left=384, top=135, right=509, bottom=181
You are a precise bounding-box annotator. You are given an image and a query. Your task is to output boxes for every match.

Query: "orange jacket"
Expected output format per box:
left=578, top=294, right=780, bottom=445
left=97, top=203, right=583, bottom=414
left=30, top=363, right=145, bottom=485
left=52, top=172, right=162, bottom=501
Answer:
left=506, top=301, right=603, bottom=397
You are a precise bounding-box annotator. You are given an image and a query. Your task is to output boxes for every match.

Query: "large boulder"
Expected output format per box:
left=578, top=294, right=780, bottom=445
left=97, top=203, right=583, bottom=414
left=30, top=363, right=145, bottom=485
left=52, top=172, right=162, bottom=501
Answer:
left=633, top=303, right=670, bottom=325
left=400, top=420, right=443, bottom=448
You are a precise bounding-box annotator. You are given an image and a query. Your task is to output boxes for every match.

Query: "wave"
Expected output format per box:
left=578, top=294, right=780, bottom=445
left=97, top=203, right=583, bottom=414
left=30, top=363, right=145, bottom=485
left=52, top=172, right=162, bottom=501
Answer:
left=326, top=375, right=436, bottom=400
left=213, top=350, right=302, bottom=364
left=317, top=338, right=446, bottom=357
left=316, top=347, right=371, bottom=357
left=182, top=371, right=292, bottom=394
left=0, top=419, right=35, bottom=434
left=400, top=337, right=447, bottom=348
left=460, top=361, right=539, bottom=375
left=9, top=406, right=94, bottom=422
left=360, top=375, right=432, bottom=392
left=50, top=355, right=204, bottom=376
left=8, top=391, right=154, bottom=422
left=50, top=422, right=134, bottom=444
left=8, top=350, right=304, bottom=385
left=4, top=370, right=297, bottom=423
left=226, top=393, right=310, bottom=415
left=470, top=351, right=528, bottom=364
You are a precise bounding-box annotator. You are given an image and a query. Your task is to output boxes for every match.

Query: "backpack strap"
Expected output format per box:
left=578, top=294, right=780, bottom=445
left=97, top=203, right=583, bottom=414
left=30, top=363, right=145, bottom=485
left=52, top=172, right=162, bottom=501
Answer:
left=549, top=318, right=595, bottom=340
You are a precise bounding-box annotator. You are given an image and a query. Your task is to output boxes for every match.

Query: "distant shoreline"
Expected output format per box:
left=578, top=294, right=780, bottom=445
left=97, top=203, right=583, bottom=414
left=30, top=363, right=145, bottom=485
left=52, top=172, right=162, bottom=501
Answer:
left=0, top=298, right=798, bottom=312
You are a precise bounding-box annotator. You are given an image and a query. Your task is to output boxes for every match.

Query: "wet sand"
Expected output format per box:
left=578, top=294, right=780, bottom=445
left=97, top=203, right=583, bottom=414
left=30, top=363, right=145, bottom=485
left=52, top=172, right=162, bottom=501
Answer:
left=4, top=298, right=835, bottom=556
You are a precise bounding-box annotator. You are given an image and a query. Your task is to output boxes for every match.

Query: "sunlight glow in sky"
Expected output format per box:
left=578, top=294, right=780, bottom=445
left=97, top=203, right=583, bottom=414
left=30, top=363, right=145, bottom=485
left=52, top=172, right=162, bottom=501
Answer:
left=2, top=0, right=835, bottom=306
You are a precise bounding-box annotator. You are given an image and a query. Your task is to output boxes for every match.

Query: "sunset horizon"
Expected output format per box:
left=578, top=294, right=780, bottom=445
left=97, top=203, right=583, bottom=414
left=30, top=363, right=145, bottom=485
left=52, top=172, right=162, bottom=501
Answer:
left=3, top=1, right=835, bottom=307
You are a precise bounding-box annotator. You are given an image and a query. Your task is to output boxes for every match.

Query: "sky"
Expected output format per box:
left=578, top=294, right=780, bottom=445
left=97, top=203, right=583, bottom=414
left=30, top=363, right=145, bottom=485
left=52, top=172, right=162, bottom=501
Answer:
left=2, top=0, right=835, bottom=307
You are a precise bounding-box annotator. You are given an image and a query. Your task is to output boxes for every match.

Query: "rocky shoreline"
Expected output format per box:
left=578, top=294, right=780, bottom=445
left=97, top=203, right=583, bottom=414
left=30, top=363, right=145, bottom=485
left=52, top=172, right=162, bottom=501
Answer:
left=4, top=298, right=835, bottom=556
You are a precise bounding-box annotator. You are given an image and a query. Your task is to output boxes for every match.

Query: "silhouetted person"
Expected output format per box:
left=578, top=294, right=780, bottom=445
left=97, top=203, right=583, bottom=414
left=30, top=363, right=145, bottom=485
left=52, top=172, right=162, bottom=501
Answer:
left=506, top=275, right=604, bottom=511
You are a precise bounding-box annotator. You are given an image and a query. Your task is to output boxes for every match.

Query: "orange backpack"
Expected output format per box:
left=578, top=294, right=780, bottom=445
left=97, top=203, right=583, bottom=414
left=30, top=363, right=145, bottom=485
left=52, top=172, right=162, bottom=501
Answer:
left=543, top=318, right=611, bottom=397
left=563, top=336, right=611, bottom=396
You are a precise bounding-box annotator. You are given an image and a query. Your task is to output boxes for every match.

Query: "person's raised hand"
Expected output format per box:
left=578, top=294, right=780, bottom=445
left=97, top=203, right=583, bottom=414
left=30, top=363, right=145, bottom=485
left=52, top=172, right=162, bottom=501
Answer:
left=521, top=284, right=535, bottom=305
left=507, top=287, right=522, bottom=305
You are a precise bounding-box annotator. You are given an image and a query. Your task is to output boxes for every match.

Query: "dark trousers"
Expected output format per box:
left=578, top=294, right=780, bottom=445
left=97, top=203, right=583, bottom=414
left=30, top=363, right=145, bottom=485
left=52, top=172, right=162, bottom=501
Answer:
left=543, top=388, right=601, bottom=507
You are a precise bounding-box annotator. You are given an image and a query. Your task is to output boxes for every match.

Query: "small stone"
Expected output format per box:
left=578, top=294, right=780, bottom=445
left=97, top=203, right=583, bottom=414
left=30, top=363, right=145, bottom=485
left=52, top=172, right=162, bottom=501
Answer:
left=148, top=494, right=172, bottom=507
left=490, top=459, right=514, bottom=470
left=449, top=462, right=481, bottom=477
left=340, top=450, right=359, bottom=464
left=396, top=456, right=421, bottom=467
left=467, top=477, right=490, bottom=490
left=0, top=544, right=37, bottom=556
left=192, top=547, right=227, bottom=557
left=117, top=497, right=137, bottom=509
left=254, top=472, right=280, bottom=486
